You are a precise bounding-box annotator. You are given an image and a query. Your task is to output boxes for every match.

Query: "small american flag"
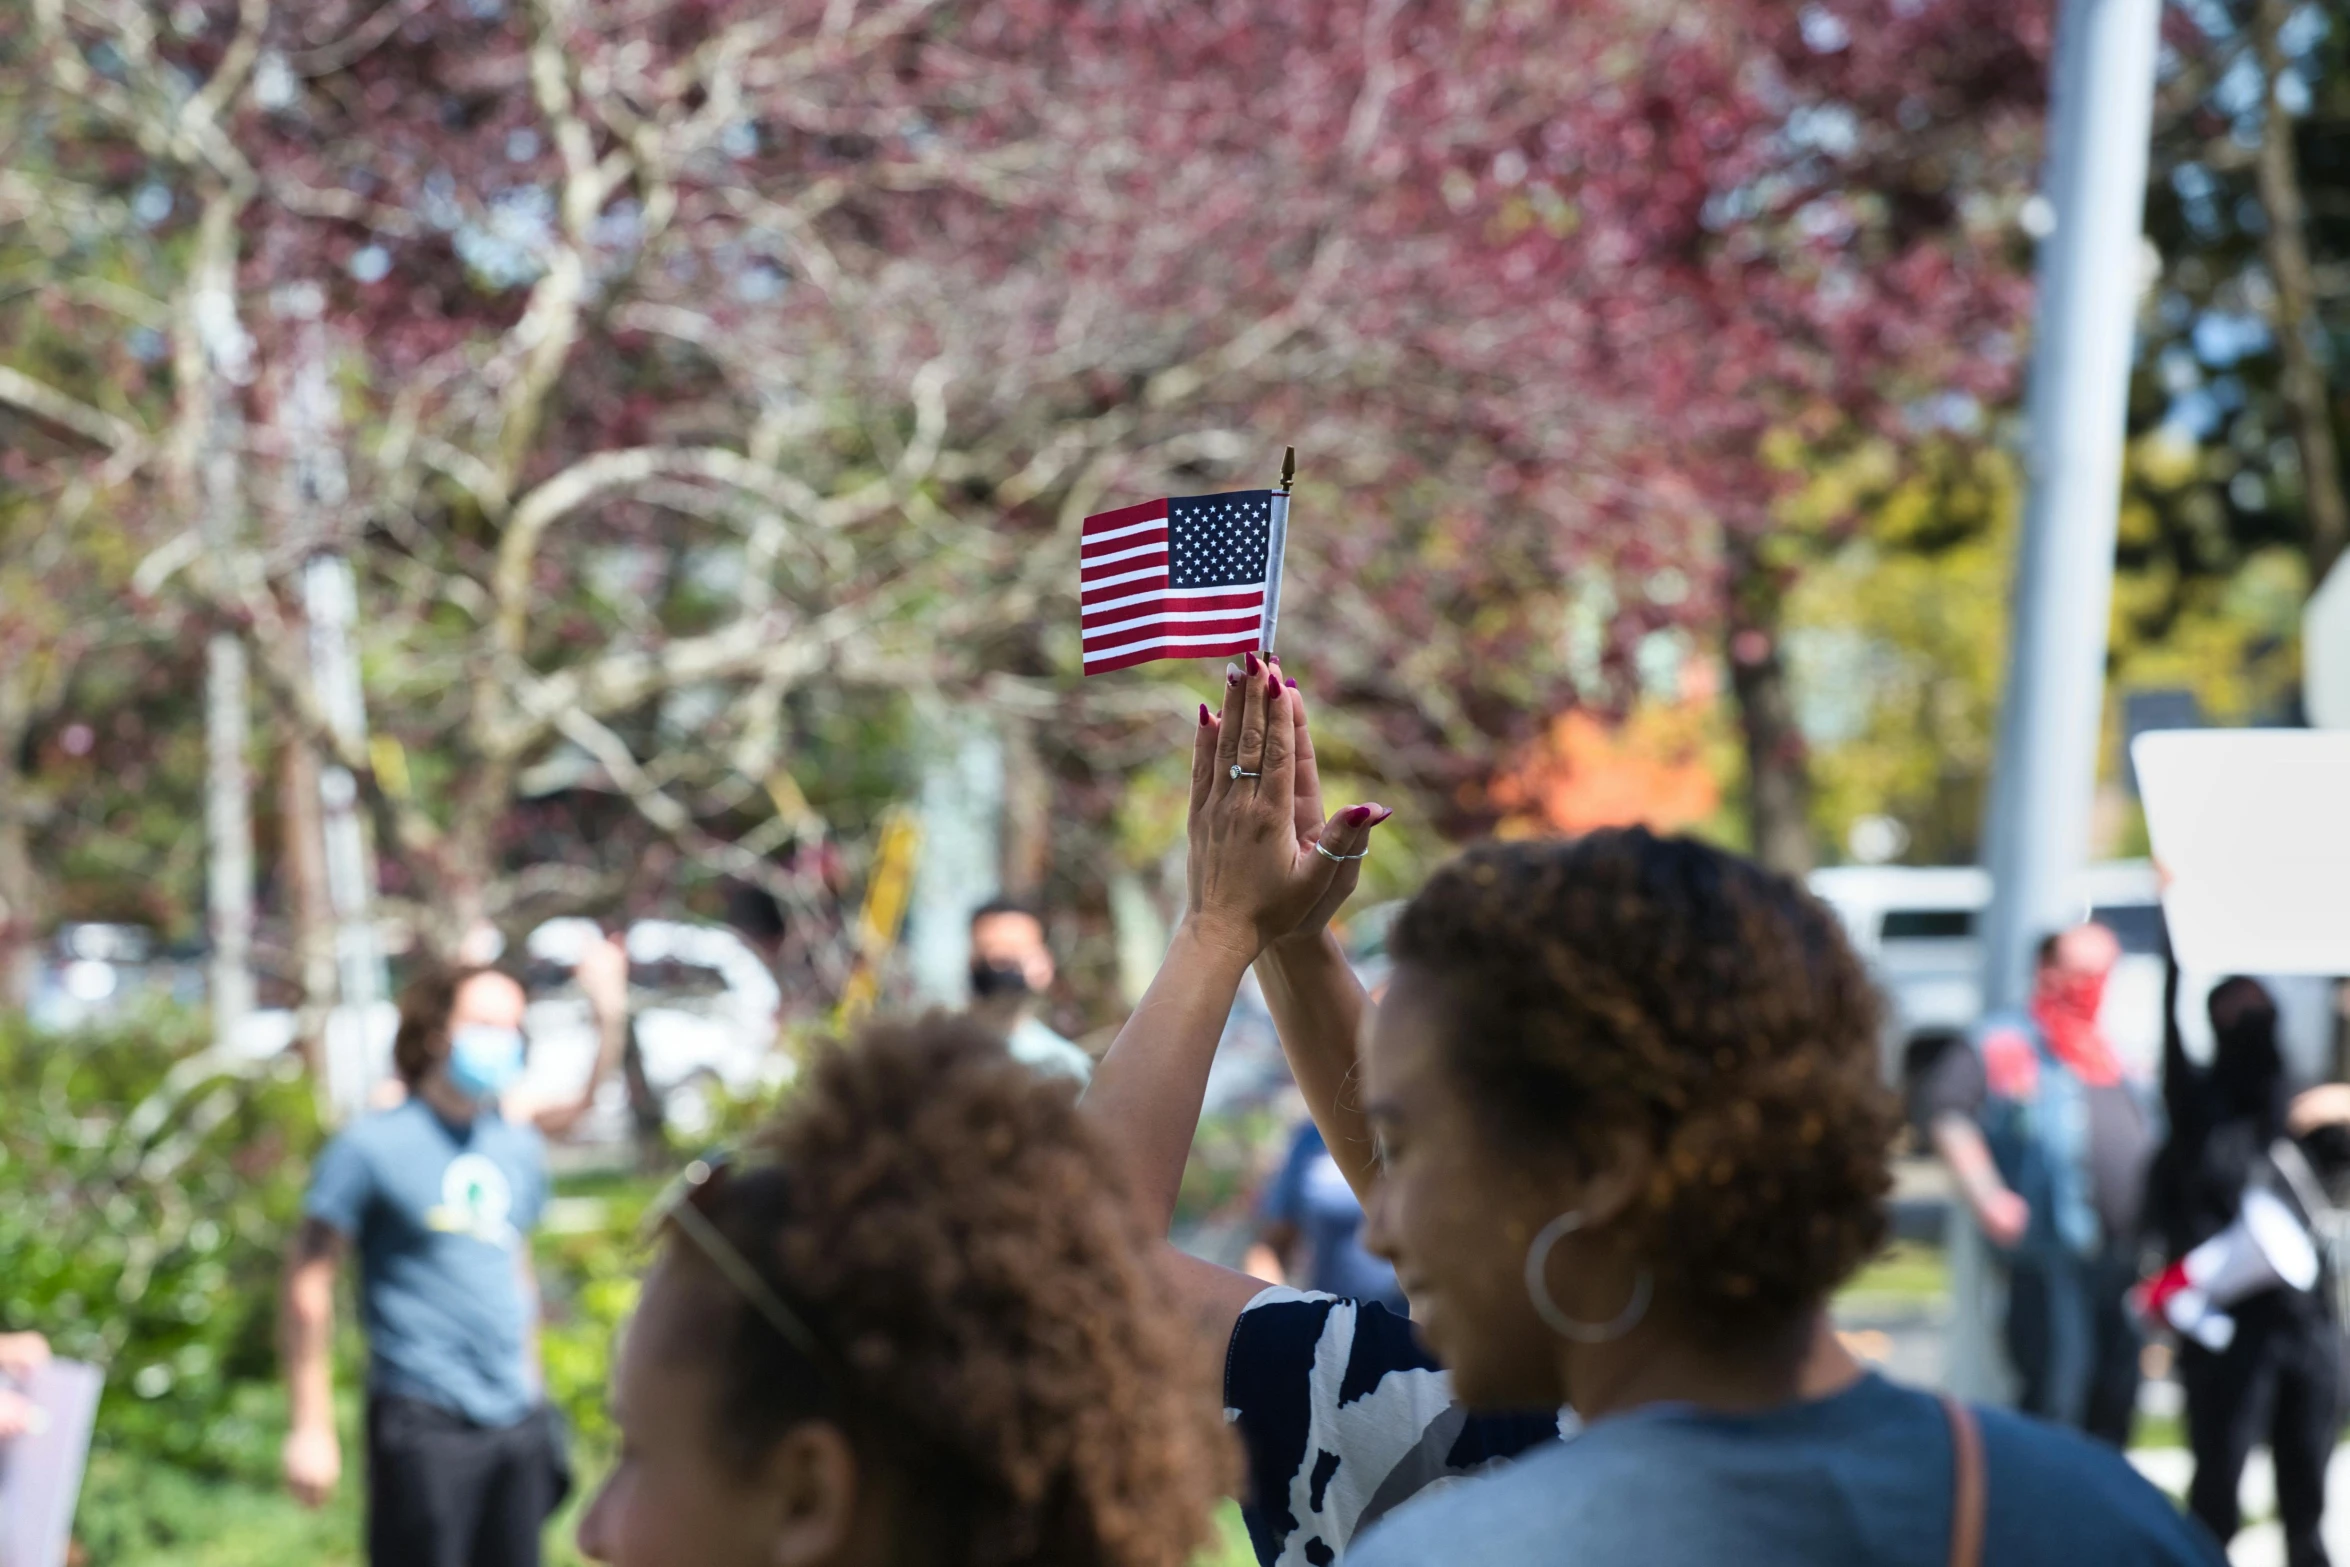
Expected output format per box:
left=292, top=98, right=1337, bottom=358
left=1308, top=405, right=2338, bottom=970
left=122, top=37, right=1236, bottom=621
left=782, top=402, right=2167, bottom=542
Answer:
left=1080, top=490, right=1273, bottom=675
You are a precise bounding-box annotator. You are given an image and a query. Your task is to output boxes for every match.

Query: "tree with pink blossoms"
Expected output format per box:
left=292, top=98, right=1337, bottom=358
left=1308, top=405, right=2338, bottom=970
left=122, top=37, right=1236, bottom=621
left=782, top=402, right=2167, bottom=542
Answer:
left=2, top=0, right=2053, bottom=1004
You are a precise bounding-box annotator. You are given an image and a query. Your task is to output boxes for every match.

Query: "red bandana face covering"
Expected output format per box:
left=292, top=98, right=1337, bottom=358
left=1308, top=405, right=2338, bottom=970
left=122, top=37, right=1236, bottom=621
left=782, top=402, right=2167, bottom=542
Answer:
left=2032, top=968, right=2123, bottom=1087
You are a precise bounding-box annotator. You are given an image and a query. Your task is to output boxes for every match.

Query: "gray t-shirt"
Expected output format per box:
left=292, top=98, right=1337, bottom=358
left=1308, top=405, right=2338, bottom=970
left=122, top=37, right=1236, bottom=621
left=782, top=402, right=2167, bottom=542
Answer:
left=1345, top=1373, right=2217, bottom=1567
left=305, top=1099, right=549, bottom=1427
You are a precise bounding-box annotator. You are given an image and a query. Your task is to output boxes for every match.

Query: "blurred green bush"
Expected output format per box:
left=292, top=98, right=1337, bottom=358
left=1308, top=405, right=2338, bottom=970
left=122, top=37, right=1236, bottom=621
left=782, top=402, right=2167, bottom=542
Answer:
left=0, top=1005, right=325, bottom=1480
left=531, top=1170, right=660, bottom=1459
left=1, top=1009, right=1258, bottom=1566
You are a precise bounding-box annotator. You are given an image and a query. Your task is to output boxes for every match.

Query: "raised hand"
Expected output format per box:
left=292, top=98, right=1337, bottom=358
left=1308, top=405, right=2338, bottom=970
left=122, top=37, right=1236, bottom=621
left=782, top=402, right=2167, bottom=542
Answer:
left=1186, top=653, right=1388, bottom=959
left=0, top=1332, right=49, bottom=1383
left=573, top=930, right=629, bottom=1019
left=1276, top=678, right=1390, bottom=946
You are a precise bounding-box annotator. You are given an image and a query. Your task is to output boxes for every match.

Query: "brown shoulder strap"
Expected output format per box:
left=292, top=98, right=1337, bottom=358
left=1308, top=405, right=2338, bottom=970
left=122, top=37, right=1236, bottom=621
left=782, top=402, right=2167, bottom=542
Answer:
left=1941, top=1394, right=1985, bottom=1567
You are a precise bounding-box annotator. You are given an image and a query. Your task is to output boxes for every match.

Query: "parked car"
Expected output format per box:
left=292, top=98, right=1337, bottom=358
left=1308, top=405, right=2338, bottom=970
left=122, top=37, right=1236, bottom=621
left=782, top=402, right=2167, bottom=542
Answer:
left=1806, top=861, right=2338, bottom=1095
left=26, top=922, right=206, bottom=1033
left=519, top=917, right=787, bottom=1140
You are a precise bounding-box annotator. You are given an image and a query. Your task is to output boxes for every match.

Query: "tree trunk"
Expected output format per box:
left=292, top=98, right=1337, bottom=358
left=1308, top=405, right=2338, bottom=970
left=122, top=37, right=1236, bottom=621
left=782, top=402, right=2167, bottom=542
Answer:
left=206, top=632, right=259, bottom=1045
left=0, top=738, right=40, bottom=1012
left=2254, top=0, right=2350, bottom=584
left=185, top=188, right=258, bottom=1049
left=1000, top=716, right=1051, bottom=899
left=279, top=736, right=337, bottom=1075
left=1725, top=534, right=1817, bottom=877
left=438, top=752, right=514, bottom=963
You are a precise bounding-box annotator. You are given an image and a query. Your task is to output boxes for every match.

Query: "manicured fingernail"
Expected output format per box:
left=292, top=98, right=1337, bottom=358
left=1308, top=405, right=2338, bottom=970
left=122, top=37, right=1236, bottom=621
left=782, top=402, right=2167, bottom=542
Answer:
left=1284, top=678, right=1298, bottom=690
left=1245, top=651, right=1262, bottom=676
left=1225, top=662, right=1242, bottom=685
left=1267, top=671, right=1282, bottom=701
left=1341, top=805, right=1372, bottom=826
left=1370, top=804, right=1393, bottom=823
left=1267, top=653, right=1280, bottom=665
left=1199, top=703, right=1211, bottom=726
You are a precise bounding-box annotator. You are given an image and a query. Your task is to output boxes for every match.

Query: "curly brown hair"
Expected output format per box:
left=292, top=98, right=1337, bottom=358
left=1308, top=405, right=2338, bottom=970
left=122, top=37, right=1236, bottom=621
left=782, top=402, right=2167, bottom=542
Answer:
left=1388, top=829, right=1897, bottom=1337
left=655, top=1013, right=1233, bottom=1567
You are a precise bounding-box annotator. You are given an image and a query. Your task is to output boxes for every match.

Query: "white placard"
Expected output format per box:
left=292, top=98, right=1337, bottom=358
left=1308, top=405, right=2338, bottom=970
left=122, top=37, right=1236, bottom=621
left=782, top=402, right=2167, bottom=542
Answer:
left=0, top=1358, right=103, bottom=1567
left=2304, top=554, right=2350, bottom=730
left=2132, top=729, right=2350, bottom=975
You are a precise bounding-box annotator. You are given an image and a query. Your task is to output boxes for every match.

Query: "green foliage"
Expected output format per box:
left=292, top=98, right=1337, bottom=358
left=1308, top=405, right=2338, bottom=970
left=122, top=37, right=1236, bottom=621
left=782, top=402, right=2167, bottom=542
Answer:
left=1199, top=1500, right=1257, bottom=1567
left=1835, top=1241, right=1951, bottom=1306
left=1786, top=441, right=2016, bottom=865
left=531, top=1173, right=663, bottom=1458
left=0, top=1007, right=1247, bottom=1563
left=73, top=1389, right=363, bottom=1567
left=1784, top=424, right=2313, bottom=867
left=70, top=1453, right=1247, bottom=1567
left=0, top=1005, right=325, bottom=1474
left=1174, top=1105, right=1286, bottom=1231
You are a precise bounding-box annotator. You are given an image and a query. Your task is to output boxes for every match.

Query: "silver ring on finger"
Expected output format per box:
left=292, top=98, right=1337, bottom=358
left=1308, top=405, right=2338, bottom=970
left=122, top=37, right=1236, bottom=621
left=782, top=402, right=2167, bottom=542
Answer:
left=1230, top=765, right=1260, bottom=780
left=1315, top=842, right=1368, bottom=862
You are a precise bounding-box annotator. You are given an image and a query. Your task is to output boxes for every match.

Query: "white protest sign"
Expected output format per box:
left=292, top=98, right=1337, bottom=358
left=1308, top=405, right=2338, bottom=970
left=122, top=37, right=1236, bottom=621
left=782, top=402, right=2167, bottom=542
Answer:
left=0, top=1358, right=102, bottom=1567
left=2305, top=554, right=2350, bottom=731
left=2132, top=729, right=2350, bottom=975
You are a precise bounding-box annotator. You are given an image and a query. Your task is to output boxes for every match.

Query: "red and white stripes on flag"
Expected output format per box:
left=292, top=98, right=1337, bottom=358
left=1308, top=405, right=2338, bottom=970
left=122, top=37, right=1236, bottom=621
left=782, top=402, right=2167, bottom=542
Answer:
left=1079, top=491, right=1271, bottom=675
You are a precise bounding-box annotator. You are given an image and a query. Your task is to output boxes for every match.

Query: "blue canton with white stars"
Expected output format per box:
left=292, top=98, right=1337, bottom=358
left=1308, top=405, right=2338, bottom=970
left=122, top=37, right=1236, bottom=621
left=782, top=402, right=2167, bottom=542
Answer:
left=1169, top=490, right=1273, bottom=590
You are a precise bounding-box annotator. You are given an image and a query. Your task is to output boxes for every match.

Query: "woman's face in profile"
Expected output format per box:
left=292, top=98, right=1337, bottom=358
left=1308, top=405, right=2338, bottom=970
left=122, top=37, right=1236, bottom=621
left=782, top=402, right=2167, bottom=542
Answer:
left=578, top=1257, right=863, bottom=1567
left=1357, top=966, right=1576, bottom=1411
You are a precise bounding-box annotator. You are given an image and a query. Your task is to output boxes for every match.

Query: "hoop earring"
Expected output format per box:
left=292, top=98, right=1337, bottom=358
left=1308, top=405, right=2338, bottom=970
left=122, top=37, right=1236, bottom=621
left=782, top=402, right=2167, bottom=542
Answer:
left=1524, top=1210, right=1652, bottom=1344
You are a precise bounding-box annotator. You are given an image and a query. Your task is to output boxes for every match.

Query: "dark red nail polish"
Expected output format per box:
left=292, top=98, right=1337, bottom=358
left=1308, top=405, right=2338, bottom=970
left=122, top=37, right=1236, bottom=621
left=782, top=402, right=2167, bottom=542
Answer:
left=1341, top=805, right=1372, bottom=826
left=1284, top=678, right=1299, bottom=690
left=1267, top=672, right=1282, bottom=701
left=1246, top=651, right=1262, bottom=676
left=1199, top=703, right=1211, bottom=726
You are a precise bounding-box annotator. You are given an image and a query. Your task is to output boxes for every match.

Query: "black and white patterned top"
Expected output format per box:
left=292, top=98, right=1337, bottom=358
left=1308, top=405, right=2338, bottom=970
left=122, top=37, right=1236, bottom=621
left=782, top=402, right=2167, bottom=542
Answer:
left=1223, top=1287, right=1566, bottom=1567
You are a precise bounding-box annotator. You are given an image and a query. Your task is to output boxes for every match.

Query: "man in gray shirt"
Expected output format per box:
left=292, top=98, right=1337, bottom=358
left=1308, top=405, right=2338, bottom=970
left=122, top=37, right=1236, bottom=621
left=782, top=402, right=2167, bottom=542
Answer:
left=1922, top=922, right=2157, bottom=1445
left=282, top=942, right=623, bottom=1567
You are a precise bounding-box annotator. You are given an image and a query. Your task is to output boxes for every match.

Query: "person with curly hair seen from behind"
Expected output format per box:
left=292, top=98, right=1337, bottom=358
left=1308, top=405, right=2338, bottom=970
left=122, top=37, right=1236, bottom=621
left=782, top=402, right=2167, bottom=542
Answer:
left=1092, top=659, right=2215, bottom=1565
left=1332, top=833, right=2218, bottom=1566
left=576, top=1013, right=1232, bottom=1567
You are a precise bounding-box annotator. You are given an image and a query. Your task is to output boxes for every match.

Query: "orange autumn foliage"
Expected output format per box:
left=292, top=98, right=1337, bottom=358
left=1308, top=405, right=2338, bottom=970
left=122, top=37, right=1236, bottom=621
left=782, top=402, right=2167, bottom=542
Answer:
left=1490, top=704, right=1721, bottom=839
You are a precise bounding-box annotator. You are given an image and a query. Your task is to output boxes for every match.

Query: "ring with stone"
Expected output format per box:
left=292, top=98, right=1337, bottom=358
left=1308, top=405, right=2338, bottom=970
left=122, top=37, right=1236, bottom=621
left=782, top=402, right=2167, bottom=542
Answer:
left=1230, top=764, right=1260, bottom=780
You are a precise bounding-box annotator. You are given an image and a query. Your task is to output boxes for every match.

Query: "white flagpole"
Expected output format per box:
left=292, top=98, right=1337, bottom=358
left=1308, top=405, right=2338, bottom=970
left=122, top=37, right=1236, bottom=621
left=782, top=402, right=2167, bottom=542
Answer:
left=1261, top=446, right=1295, bottom=655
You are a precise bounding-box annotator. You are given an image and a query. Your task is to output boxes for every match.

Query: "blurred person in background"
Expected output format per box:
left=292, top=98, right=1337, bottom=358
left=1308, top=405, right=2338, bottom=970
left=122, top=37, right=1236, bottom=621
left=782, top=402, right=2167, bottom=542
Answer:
left=575, top=1014, right=1230, bottom=1567
left=726, top=882, right=792, bottom=982
left=0, top=1330, right=48, bottom=1442
left=2146, top=972, right=2340, bottom=1567
left=281, top=938, right=626, bottom=1567
left=1922, top=923, right=2157, bottom=1444
left=1253, top=1119, right=1408, bottom=1313
left=966, top=895, right=1092, bottom=1083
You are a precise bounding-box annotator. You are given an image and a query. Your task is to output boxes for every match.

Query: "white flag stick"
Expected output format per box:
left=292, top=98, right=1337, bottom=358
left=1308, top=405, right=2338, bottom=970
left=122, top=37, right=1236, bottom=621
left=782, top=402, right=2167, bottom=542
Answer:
left=1261, top=445, right=1294, bottom=655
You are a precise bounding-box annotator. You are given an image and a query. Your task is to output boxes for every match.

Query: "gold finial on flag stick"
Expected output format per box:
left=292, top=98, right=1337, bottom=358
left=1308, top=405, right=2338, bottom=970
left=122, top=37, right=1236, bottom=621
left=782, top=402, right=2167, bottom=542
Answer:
left=1262, top=448, right=1294, bottom=655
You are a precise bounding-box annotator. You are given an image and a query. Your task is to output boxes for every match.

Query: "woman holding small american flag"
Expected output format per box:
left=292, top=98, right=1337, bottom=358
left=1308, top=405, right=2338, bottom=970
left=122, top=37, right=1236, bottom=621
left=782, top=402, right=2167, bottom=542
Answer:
left=1084, top=657, right=2218, bottom=1567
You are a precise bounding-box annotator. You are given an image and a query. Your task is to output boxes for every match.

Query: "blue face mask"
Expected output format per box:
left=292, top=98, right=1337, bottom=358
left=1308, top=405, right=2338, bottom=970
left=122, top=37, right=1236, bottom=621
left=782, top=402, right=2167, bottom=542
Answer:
left=446, top=1025, right=525, bottom=1103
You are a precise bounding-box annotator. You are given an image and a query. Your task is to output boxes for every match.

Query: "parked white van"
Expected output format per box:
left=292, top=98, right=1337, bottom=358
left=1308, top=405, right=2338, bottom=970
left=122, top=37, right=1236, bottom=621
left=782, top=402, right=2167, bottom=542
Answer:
left=1806, top=861, right=2337, bottom=1096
